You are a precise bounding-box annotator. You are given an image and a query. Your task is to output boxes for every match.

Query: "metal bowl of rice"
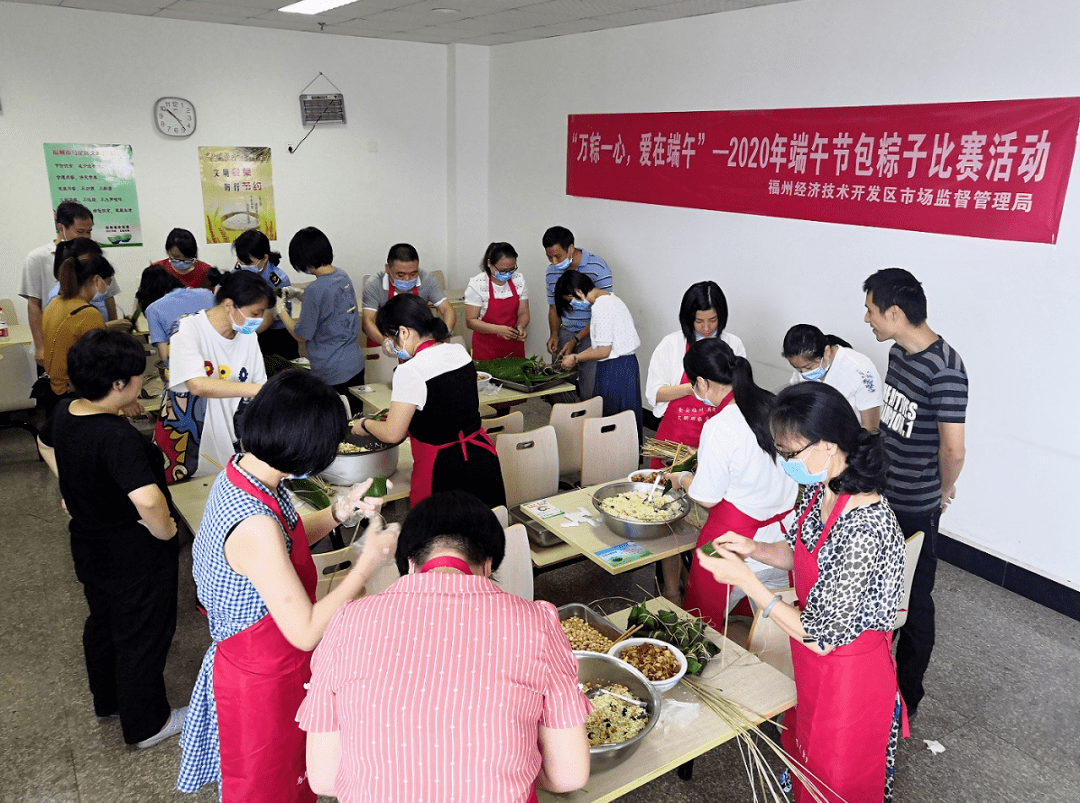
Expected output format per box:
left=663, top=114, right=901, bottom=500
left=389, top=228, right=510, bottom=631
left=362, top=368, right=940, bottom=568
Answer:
left=591, top=481, right=691, bottom=541
left=574, top=651, right=662, bottom=771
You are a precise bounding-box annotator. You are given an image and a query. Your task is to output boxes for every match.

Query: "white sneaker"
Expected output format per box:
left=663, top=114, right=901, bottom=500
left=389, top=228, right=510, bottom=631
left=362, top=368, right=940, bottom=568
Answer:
left=135, top=706, right=187, bottom=749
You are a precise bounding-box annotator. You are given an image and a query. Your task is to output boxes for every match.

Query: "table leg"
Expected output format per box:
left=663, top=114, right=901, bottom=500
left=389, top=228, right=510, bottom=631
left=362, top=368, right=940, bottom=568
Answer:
left=677, top=759, right=694, bottom=780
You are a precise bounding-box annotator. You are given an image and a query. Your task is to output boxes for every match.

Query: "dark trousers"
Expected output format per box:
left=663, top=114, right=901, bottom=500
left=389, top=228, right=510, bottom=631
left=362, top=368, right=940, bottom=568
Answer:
left=892, top=507, right=939, bottom=715
left=333, top=368, right=366, bottom=416
left=558, top=329, right=596, bottom=400
left=258, top=326, right=300, bottom=359
left=80, top=559, right=178, bottom=743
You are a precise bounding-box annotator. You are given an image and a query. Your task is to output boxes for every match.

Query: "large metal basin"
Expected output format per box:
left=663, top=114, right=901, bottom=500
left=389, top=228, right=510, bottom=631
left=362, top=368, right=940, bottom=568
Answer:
left=574, top=651, right=662, bottom=772
left=319, top=431, right=399, bottom=486
left=591, top=481, right=691, bottom=541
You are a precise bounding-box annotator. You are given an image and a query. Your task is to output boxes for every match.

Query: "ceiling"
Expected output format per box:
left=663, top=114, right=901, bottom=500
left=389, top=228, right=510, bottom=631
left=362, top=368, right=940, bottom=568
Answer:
left=10, top=0, right=795, bottom=46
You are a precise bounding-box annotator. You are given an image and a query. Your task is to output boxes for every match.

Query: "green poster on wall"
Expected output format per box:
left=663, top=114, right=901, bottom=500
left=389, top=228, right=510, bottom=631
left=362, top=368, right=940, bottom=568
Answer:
left=43, top=143, right=143, bottom=247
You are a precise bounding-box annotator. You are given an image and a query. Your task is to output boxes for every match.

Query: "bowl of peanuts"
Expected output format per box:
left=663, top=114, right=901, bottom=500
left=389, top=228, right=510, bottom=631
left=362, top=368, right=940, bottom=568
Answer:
left=557, top=603, right=621, bottom=653
left=609, top=637, right=687, bottom=693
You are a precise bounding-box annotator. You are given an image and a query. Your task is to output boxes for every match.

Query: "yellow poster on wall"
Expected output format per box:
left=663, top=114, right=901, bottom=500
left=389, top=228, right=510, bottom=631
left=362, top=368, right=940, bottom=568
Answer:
left=198, top=146, right=277, bottom=244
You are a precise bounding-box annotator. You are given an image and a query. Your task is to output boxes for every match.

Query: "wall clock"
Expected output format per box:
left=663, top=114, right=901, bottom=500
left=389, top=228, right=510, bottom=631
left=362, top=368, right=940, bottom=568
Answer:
left=154, top=97, right=196, bottom=138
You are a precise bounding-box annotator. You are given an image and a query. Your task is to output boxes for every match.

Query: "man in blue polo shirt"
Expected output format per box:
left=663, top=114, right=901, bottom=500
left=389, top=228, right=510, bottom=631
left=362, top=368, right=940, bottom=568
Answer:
left=543, top=226, right=613, bottom=400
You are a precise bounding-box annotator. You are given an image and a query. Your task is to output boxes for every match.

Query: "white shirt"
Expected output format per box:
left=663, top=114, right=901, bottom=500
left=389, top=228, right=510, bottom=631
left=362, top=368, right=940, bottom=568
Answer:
left=391, top=341, right=473, bottom=411
left=168, top=311, right=267, bottom=476
left=689, top=404, right=796, bottom=520
left=788, top=346, right=883, bottom=418
left=20, top=241, right=122, bottom=303
left=590, top=294, right=639, bottom=361
left=645, top=329, right=746, bottom=416
left=463, top=272, right=529, bottom=319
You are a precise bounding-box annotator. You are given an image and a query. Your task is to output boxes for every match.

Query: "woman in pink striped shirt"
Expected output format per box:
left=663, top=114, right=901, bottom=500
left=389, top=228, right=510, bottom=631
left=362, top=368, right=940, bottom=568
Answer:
left=298, top=491, right=591, bottom=802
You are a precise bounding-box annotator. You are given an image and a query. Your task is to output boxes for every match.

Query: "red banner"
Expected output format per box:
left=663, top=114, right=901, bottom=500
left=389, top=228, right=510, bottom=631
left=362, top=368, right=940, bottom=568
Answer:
left=566, top=98, right=1080, bottom=244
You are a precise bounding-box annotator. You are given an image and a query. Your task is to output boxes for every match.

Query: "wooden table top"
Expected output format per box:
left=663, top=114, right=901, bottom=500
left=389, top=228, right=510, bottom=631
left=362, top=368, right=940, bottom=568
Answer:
left=519, top=485, right=704, bottom=576
left=538, top=597, right=796, bottom=803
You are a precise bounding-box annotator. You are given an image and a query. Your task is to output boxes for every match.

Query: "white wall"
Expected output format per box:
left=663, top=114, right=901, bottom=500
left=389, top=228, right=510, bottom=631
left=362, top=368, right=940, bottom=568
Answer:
left=488, top=0, right=1080, bottom=588
left=0, top=1, right=458, bottom=305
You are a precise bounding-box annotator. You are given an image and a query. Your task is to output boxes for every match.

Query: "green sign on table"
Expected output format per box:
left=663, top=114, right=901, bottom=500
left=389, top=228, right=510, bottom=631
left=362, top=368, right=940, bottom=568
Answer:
left=44, top=143, right=143, bottom=247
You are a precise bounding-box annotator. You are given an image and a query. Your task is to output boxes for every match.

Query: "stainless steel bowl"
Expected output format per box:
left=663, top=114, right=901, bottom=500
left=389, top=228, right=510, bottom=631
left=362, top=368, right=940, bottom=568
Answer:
left=320, top=432, right=400, bottom=486
left=591, top=481, right=691, bottom=541
left=574, top=651, right=662, bottom=771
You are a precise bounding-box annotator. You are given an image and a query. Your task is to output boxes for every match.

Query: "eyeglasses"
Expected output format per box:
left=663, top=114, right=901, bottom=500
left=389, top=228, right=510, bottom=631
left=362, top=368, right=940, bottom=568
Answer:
left=775, top=441, right=817, bottom=461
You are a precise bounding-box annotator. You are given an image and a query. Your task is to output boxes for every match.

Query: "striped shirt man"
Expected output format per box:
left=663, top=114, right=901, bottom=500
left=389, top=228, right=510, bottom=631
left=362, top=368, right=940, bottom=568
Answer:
left=880, top=337, right=968, bottom=514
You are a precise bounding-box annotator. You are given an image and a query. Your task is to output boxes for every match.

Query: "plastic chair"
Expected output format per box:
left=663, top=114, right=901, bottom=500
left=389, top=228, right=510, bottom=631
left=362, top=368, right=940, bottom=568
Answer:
left=894, top=531, right=925, bottom=629
left=495, top=425, right=559, bottom=508
left=0, top=299, right=39, bottom=445
left=579, top=410, right=640, bottom=487
left=548, top=396, right=603, bottom=482
left=494, top=523, right=534, bottom=600
left=483, top=411, right=524, bottom=439
left=310, top=542, right=362, bottom=601
left=491, top=505, right=509, bottom=527
left=746, top=586, right=799, bottom=679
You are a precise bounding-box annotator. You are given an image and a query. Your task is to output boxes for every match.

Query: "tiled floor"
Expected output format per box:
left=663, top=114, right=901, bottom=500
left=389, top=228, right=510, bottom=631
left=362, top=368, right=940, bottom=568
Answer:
left=3, top=403, right=1078, bottom=803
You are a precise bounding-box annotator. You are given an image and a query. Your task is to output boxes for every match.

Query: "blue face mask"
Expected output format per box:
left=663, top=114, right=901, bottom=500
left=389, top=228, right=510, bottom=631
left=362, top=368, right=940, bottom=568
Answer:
left=286, top=472, right=310, bottom=480
left=692, top=383, right=718, bottom=408
left=230, top=307, right=262, bottom=335
left=694, top=330, right=718, bottom=341
left=781, top=458, right=828, bottom=486
left=170, top=257, right=195, bottom=271
left=552, top=257, right=571, bottom=271
left=392, top=277, right=418, bottom=293
left=570, top=298, right=591, bottom=311
left=493, top=270, right=515, bottom=283
left=394, top=345, right=412, bottom=361
left=801, top=365, right=827, bottom=381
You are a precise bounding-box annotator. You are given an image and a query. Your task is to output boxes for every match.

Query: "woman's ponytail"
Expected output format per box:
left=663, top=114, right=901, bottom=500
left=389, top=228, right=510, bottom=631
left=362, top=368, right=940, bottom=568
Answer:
left=729, top=356, right=777, bottom=459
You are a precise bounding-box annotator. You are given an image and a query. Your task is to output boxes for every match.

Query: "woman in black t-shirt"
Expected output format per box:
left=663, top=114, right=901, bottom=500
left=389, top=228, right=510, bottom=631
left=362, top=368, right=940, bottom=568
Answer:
left=38, top=329, right=186, bottom=750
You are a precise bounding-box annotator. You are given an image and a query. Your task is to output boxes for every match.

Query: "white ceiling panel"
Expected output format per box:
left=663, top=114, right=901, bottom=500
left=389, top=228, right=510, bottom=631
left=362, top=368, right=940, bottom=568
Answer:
left=9, top=0, right=803, bottom=44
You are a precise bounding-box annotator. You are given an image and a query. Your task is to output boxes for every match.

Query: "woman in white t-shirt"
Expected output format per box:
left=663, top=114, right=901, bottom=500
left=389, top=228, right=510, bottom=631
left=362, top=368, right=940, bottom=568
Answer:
left=664, top=338, right=797, bottom=630
left=154, top=271, right=272, bottom=481
left=556, top=270, right=642, bottom=445
left=783, top=324, right=882, bottom=430
left=465, top=242, right=530, bottom=361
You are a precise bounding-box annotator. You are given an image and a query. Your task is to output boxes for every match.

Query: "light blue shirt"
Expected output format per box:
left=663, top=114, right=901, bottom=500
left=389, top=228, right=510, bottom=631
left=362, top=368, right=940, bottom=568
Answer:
left=45, top=282, right=107, bottom=320
left=146, top=288, right=216, bottom=346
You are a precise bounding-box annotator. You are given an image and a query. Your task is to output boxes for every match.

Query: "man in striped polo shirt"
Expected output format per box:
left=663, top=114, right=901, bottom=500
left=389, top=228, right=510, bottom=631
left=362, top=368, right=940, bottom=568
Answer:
left=863, top=268, right=967, bottom=720
left=543, top=226, right=613, bottom=400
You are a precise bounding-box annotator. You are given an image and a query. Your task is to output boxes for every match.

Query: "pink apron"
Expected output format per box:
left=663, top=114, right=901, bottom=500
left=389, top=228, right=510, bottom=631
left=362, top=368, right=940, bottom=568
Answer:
left=213, top=462, right=318, bottom=803
left=782, top=487, right=908, bottom=803
left=471, top=275, right=526, bottom=361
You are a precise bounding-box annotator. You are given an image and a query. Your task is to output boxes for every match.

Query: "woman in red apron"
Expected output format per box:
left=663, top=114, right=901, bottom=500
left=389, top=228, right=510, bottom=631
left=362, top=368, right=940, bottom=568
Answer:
left=178, top=370, right=399, bottom=801
left=645, top=281, right=747, bottom=599
left=466, top=242, right=529, bottom=361
left=355, top=293, right=507, bottom=509
left=695, top=382, right=908, bottom=803
left=665, top=338, right=796, bottom=630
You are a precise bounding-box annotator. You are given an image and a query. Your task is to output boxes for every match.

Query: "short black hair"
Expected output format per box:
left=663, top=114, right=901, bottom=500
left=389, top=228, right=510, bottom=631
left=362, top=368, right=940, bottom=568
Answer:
left=396, top=491, right=506, bottom=575
left=56, top=201, right=93, bottom=228
left=386, top=243, right=419, bottom=265
left=53, top=237, right=102, bottom=280
left=781, top=324, right=851, bottom=360
left=678, top=281, right=729, bottom=344
left=542, top=226, right=574, bottom=250
left=863, top=268, right=927, bottom=326
left=375, top=293, right=449, bottom=341
left=240, top=370, right=347, bottom=476
left=216, top=268, right=275, bottom=308
left=234, top=229, right=281, bottom=266
left=553, top=269, right=594, bottom=318
left=136, top=265, right=183, bottom=313
left=771, top=382, right=888, bottom=495
left=67, top=329, right=146, bottom=402
left=165, top=228, right=198, bottom=259
left=289, top=226, right=334, bottom=272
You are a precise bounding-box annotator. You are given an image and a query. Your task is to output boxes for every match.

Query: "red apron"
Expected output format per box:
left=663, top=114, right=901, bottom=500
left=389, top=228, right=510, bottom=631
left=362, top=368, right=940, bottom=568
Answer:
left=649, top=354, right=724, bottom=469
left=471, top=275, right=526, bottom=361
left=406, top=340, right=500, bottom=506
left=213, top=461, right=318, bottom=803
left=782, top=487, right=908, bottom=803
left=416, top=557, right=540, bottom=803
